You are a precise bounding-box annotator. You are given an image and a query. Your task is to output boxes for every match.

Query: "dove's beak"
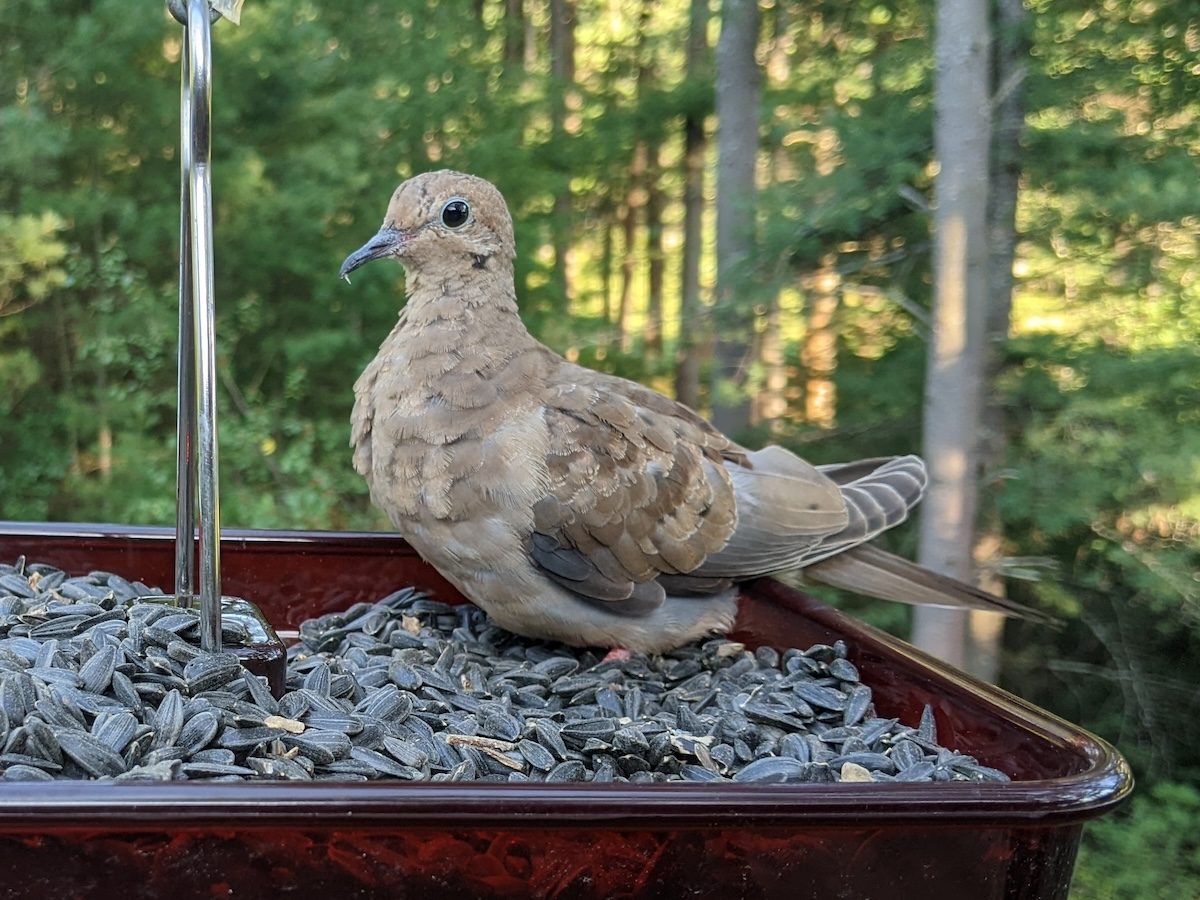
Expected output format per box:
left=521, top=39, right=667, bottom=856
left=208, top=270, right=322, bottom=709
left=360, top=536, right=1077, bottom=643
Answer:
left=339, top=226, right=408, bottom=282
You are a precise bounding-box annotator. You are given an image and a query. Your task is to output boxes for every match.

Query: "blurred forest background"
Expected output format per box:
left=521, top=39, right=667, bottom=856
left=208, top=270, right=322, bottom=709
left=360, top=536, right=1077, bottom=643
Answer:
left=1, top=1, right=1197, bottom=894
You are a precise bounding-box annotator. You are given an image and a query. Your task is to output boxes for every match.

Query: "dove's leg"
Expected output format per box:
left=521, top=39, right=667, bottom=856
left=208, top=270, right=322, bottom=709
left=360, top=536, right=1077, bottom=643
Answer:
left=601, top=648, right=634, bottom=663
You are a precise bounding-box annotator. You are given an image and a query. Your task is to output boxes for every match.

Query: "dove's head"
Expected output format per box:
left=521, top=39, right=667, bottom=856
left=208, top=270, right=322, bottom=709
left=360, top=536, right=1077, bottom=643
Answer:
left=339, top=170, right=515, bottom=282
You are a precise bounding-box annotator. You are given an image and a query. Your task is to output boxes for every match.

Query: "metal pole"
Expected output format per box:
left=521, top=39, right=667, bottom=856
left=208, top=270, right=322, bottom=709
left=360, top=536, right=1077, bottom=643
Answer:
left=174, top=24, right=196, bottom=612
left=165, top=1, right=286, bottom=695
left=184, top=0, right=222, bottom=653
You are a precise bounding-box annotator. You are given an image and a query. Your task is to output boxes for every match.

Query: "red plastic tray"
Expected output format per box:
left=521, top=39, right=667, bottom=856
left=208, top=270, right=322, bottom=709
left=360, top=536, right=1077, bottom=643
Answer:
left=0, top=523, right=1131, bottom=900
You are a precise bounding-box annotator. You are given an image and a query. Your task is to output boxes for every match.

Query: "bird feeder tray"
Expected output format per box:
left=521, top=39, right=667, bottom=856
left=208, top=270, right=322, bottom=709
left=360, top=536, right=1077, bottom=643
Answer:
left=0, top=521, right=1130, bottom=900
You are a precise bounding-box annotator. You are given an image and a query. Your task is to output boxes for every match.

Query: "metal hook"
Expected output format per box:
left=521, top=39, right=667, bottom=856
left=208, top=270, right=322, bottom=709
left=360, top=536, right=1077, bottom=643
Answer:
left=167, top=0, right=221, bottom=26
left=174, top=0, right=222, bottom=653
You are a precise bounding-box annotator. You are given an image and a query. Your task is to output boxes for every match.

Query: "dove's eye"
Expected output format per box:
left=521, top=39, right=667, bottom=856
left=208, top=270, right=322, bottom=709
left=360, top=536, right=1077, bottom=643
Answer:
left=441, top=199, right=470, bottom=229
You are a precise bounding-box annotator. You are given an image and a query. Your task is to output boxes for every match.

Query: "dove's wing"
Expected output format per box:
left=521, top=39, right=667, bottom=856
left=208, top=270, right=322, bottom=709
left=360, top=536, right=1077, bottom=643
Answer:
left=526, top=363, right=744, bottom=614
left=526, top=358, right=909, bottom=611
left=522, top=357, right=1038, bottom=627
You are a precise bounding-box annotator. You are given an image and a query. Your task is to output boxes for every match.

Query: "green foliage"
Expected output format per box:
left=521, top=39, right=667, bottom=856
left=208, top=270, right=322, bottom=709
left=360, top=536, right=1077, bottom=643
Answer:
left=0, top=0, right=599, bottom=528
left=0, top=211, right=68, bottom=316
left=999, top=337, right=1200, bottom=780
left=1001, top=0, right=1200, bottom=792
left=1, top=22, right=1198, bottom=900
left=1072, top=782, right=1200, bottom=899
left=757, top=1, right=933, bottom=269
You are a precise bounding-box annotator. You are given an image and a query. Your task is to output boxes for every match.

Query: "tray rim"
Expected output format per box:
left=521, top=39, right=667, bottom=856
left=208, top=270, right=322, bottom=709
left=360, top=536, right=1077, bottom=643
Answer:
left=0, top=521, right=1133, bottom=829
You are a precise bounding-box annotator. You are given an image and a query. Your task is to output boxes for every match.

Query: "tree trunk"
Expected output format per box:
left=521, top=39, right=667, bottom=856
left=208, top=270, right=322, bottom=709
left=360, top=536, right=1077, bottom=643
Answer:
left=753, top=0, right=792, bottom=431
left=601, top=209, right=615, bottom=326
left=645, top=144, right=665, bottom=358
left=712, top=0, right=761, bottom=438
left=524, top=4, right=537, bottom=70
left=968, top=0, right=1028, bottom=683
left=615, top=0, right=656, bottom=355
left=619, top=163, right=649, bottom=352
left=617, top=193, right=638, bottom=352
left=674, top=0, right=711, bottom=410
left=51, top=294, right=81, bottom=474
left=504, top=0, right=524, bottom=67
left=753, top=294, right=788, bottom=427
left=802, top=259, right=839, bottom=429
left=548, top=0, right=576, bottom=308
left=912, top=0, right=992, bottom=669
left=97, top=362, right=111, bottom=483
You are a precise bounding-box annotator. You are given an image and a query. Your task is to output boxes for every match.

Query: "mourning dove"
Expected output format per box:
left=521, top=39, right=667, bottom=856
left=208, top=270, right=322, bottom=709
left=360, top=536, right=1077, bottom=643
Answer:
left=340, top=170, right=1044, bottom=653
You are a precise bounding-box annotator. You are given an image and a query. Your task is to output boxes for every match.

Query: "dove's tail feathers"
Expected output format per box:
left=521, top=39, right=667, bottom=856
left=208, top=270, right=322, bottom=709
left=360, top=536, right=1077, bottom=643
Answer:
left=730, top=445, right=852, bottom=537
left=818, top=455, right=921, bottom=487
left=796, top=454, right=928, bottom=568
left=803, top=543, right=1057, bottom=623
left=690, top=447, right=848, bottom=579
left=693, top=451, right=927, bottom=580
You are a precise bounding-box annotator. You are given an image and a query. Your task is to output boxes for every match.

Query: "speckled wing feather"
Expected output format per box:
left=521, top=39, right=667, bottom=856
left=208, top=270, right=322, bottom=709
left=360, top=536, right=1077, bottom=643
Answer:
left=526, top=359, right=739, bottom=614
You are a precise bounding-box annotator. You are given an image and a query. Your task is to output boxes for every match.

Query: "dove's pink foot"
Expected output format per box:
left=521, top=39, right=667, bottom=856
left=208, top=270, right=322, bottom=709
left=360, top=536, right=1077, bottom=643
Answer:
left=601, top=648, right=633, bottom=664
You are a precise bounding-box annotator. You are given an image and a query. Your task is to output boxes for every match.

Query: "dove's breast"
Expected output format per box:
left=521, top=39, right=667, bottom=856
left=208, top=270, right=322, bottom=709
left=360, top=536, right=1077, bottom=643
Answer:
left=352, top=332, right=553, bottom=595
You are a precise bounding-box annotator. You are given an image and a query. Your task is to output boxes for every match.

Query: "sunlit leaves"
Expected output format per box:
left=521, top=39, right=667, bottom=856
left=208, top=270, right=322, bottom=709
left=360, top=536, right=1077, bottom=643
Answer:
left=0, top=212, right=68, bottom=316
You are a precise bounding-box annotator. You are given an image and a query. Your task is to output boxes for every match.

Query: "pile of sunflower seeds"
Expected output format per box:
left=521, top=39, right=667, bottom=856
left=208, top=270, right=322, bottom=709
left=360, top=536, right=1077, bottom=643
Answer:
left=0, top=557, right=1008, bottom=785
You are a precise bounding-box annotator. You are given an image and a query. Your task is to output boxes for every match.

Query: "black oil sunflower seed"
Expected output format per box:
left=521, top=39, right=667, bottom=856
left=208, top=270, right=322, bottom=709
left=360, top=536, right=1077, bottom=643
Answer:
left=0, top=557, right=1009, bottom=787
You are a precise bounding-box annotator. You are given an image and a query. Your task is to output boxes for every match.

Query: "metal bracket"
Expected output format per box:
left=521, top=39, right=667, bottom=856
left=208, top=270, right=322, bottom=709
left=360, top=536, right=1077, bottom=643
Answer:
left=166, top=0, right=221, bottom=26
